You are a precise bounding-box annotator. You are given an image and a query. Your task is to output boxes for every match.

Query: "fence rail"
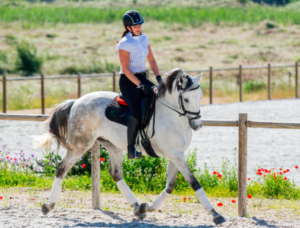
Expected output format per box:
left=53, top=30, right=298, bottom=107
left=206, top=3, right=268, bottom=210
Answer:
left=1, top=113, right=300, bottom=216
left=1, top=62, right=299, bottom=114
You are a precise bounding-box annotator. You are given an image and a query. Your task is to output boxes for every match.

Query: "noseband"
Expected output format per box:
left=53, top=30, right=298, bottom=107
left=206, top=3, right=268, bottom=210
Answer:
left=157, top=78, right=201, bottom=121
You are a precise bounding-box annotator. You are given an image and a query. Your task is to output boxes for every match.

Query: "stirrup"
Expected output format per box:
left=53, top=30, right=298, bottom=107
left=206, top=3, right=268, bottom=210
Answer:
left=128, top=146, right=143, bottom=159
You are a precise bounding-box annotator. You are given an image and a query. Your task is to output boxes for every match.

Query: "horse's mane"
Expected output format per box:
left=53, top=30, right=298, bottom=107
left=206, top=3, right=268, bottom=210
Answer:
left=158, top=68, right=193, bottom=97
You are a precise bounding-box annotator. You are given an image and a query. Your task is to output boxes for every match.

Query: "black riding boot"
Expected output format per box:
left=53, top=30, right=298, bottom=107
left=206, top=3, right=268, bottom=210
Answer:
left=127, top=115, right=143, bottom=159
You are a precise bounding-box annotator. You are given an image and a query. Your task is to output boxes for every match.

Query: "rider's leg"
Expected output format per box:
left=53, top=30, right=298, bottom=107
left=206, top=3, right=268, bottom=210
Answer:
left=169, top=152, right=226, bottom=226
left=119, top=74, right=143, bottom=159
left=99, top=139, right=144, bottom=216
left=139, top=160, right=178, bottom=213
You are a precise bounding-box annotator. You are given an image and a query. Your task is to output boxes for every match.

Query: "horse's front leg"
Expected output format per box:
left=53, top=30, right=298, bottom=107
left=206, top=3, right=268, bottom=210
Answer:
left=139, top=160, right=178, bottom=214
left=170, top=152, right=226, bottom=226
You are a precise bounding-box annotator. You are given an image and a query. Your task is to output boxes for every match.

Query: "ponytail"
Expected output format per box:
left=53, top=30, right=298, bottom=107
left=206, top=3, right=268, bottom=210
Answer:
left=117, top=27, right=130, bottom=43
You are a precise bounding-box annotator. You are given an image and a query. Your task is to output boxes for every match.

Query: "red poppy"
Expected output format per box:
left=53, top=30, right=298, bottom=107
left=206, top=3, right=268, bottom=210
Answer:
left=188, top=197, right=191, bottom=200
left=296, top=166, right=299, bottom=169
left=14, top=158, right=17, bottom=161
left=217, top=202, right=223, bottom=207
left=177, top=176, right=180, bottom=179
left=217, top=174, right=222, bottom=178
left=100, top=158, right=105, bottom=162
left=279, top=172, right=282, bottom=175
left=256, top=171, right=262, bottom=175
left=81, top=164, right=86, bottom=168
left=231, top=199, right=236, bottom=203
left=212, top=171, right=217, bottom=175
left=284, top=177, right=287, bottom=180
left=264, top=175, right=266, bottom=177
left=283, top=171, right=286, bottom=174
left=6, top=156, right=9, bottom=159
left=0, top=196, right=3, bottom=200
left=247, top=178, right=250, bottom=181
left=183, top=197, right=186, bottom=203
left=279, top=168, right=282, bottom=171
left=257, top=168, right=261, bottom=172
left=247, top=195, right=252, bottom=199
left=286, top=169, right=290, bottom=172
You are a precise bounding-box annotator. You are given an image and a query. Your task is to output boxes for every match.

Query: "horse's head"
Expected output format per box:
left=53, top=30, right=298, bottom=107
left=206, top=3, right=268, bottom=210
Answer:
left=158, top=68, right=203, bottom=131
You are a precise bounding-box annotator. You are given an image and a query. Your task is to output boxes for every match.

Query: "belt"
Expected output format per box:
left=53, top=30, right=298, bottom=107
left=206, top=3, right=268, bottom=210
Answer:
left=133, top=71, right=146, bottom=75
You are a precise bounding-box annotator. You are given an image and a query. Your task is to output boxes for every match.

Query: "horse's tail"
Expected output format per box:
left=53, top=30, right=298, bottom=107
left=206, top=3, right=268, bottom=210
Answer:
left=34, top=100, right=76, bottom=151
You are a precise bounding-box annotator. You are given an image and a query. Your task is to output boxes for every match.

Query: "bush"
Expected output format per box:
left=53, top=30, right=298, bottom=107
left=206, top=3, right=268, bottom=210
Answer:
left=243, top=80, right=266, bottom=93
left=15, top=40, right=43, bottom=76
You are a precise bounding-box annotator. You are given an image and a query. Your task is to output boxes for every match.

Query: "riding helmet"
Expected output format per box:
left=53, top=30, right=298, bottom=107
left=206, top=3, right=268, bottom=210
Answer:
left=122, top=10, right=144, bottom=27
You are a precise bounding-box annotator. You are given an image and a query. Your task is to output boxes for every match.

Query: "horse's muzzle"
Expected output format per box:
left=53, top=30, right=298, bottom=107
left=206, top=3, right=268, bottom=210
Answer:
left=189, top=120, right=203, bottom=131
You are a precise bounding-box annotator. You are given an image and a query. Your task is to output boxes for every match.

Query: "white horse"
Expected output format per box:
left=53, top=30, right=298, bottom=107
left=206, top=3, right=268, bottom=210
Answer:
left=35, top=68, right=226, bottom=225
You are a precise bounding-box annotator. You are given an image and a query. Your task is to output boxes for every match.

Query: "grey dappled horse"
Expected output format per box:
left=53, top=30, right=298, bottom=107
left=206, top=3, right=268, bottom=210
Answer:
left=35, top=68, right=226, bottom=225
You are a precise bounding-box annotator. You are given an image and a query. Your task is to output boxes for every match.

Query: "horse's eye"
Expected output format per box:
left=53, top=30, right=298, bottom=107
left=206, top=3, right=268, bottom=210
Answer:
left=184, top=98, right=189, bottom=103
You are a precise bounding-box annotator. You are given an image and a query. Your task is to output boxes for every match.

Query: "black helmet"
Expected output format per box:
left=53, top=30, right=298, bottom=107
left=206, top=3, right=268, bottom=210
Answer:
left=122, top=10, right=144, bottom=27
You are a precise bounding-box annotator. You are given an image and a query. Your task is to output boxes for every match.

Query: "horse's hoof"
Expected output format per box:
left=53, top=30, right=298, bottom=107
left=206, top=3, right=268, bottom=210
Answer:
left=139, top=203, right=150, bottom=214
left=133, top=204, right=147, bottom=218
left=213, top=214, right=226, bottom=225
left=41, top=202, right=55, bottom=215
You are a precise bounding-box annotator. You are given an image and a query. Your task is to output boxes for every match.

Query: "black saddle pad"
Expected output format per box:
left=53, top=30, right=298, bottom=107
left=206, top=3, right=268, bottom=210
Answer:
left=105, top=96, right=130, bottom=127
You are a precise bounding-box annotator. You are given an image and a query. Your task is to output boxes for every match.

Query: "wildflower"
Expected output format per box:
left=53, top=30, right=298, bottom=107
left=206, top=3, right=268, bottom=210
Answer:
left=256, top=171, right=262, bottom=175
left=255, top=182, right=257, bottom=185
left=217, top=202, right=223, bottom=207
left=264, top=175, right=266, bottom=177
left=212, top=171, right=217, bottom=175
left=217, top=174, right=222, bottom=178
left=296, top=166, right=298, bottom=169
left=231, top=199, right=236, bottom=203
left=284, top=177, right=287, bottom=180
left=6, top=156, right=9, bottom=159
left=247, top=195, right=252, bottom=199
left=286, top=169, right=290, bottom=172
left=2, top=166, right=5, bottom=169
left=188, top=197, right=191, bottom=200
left=100, top=158, right=105, bottom=162
left=279, top=168, right=282, bottom=171
left=184, top=179, right=186, bottom=181
left=183, top=197, right=186, bottom=203
left=247, top=178, right=250, bottom=181
left=81, top=164, right=86, bottom=168
left=283, top=171, right=286, bottom=174
left=279, top=172, right=282, bottom=175
left=265, top=170, right=268, bottom=173
left=49, top=162, right=54, bottom=167
left=0, top=196, right=2, bottom=200
left=14, top=158, right=17, bottom=161
left=3, top=145, right=6, bottom=149
left=31, top=154, right=34, bottom=157
left=177, top=177, right=179, bottom=179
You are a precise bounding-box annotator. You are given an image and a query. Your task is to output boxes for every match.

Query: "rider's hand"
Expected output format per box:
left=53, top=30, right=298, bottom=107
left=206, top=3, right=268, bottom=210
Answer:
left=139, top=82, right=152, bottom=95
left=156, top=75, right=162, bottom=85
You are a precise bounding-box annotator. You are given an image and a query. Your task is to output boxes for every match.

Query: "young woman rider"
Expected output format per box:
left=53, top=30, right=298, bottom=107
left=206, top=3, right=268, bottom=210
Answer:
left=116, top=10, right=162, bottom=159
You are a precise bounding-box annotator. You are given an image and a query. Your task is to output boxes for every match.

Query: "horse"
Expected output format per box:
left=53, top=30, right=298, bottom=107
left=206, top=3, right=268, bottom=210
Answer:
left=34, top=68, right=226, bottom=225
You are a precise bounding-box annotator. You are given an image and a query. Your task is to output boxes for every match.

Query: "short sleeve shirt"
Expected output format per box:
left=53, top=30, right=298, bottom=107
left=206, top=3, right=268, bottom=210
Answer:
left=116, top=32, right=150, bottom=74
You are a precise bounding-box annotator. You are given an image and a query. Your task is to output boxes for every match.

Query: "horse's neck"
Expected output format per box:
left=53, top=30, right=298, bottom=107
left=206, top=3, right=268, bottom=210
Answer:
left=155, top=91, right=189, bottom=130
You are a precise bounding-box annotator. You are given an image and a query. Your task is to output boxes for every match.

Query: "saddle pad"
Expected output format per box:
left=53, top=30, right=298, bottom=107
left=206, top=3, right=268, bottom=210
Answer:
left=105, top=96, right=129, bottom=127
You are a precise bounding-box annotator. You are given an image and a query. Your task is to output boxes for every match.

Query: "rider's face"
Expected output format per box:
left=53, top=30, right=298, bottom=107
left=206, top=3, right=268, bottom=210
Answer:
left=127, top=24, right=142, bottom=35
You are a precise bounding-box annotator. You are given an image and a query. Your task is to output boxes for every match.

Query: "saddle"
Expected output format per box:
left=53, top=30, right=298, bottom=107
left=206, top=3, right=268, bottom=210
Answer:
left=105, top=95, right=158, bottom=158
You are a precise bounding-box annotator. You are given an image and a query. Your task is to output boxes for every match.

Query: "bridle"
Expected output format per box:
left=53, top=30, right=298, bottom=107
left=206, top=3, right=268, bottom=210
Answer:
left=156, top=77, right=201, bottom=121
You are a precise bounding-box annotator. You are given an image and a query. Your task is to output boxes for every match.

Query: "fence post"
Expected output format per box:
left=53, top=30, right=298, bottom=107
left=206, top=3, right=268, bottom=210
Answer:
left=41, top=73, right=45, bottom=115
left=209, top=67, right=213, bottom=104
left=113, top=71, right=116, bottom=92
left=91, top=140, right=100, bottom=209
left=268, top=64, right=271, bottom=100
left=296, top=62, right=299, bottom=99
left=2, top=74, right=6, bottom=113
left=238, top=113, right=248, bottom=217
left=77, top=72, right=81, bottom=98
left=239, top=65, right=243, bottom=102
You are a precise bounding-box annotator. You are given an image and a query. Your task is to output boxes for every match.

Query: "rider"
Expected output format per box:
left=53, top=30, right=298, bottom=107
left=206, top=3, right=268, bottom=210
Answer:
left=116, top=9, right=162, bottom=159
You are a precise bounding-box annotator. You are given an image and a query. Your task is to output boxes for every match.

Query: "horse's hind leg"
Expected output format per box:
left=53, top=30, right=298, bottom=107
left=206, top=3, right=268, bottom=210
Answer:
left=139, top=160, right=178, bottom=214
left=42, top=137, right=97, bottom=215
left=99, top=139, right=145, bottom=217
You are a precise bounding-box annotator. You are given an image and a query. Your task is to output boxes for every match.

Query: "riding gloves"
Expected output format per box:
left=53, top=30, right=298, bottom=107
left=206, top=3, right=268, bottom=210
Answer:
left=139, top=82, right=154, bottom=96
left=156, top=75, right=162, bottom=84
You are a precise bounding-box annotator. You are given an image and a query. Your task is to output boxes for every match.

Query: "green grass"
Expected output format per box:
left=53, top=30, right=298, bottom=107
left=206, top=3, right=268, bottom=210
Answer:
left=1, top=148, right=299, bottom=199
left=0, top=6, right=300, bottom=27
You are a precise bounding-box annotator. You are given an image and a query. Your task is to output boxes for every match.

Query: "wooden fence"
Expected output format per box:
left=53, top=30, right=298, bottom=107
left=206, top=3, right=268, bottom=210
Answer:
left=1, top=63, right=299, bottom=114
left=1, top=113, right=300, bottom=217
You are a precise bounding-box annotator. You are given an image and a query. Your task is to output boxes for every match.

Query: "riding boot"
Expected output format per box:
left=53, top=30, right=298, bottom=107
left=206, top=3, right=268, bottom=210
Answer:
left=127, top=115, right=143, bottom=159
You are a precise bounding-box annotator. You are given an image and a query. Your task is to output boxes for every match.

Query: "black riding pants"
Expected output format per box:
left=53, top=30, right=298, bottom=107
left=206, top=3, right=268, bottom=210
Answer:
left=119, top=72, right=155, bottom=121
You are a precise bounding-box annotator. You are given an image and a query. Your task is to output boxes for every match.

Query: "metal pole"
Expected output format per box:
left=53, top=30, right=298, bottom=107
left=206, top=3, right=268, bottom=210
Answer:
left=2, top=74, right=6, bottom=113
left=239, top=65, right=243, bottom=102
left=92, top=140, right=101, bottom=209
left=41, top=73, right=45, bottom=115
left=296, top=62, right=299, bottom=99
left=209, top=67, right=213, bottom=104
left=77, top=72, right=81, bottom=98
left=238, top=113, right=248, bottom=217
left=113, top=71, right=116, bottom=92
left=268, top=64, right=271, bottom=100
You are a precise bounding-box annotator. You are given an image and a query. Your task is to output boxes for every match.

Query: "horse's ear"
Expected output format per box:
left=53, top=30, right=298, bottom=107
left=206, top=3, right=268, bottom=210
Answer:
left=178, top=74, right=188, bottom=88
left=194, top=72, right=203, bottom=83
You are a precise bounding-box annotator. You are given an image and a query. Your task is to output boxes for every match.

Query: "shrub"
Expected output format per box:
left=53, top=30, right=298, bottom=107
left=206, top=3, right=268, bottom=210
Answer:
left=243, top=80, right=266, bottom=93
left=15, top=40, right=43, bottom=76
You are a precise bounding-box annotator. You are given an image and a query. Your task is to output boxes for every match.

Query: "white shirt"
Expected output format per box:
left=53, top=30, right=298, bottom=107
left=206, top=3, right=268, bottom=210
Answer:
left=116, top=32, right=149, bottom=74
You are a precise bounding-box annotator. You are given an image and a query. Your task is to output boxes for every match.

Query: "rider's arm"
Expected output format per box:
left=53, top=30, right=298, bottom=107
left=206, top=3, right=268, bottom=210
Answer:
left=146, top=45, right=160, bottom=77
left=118, top=49, right=141, bottom=87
